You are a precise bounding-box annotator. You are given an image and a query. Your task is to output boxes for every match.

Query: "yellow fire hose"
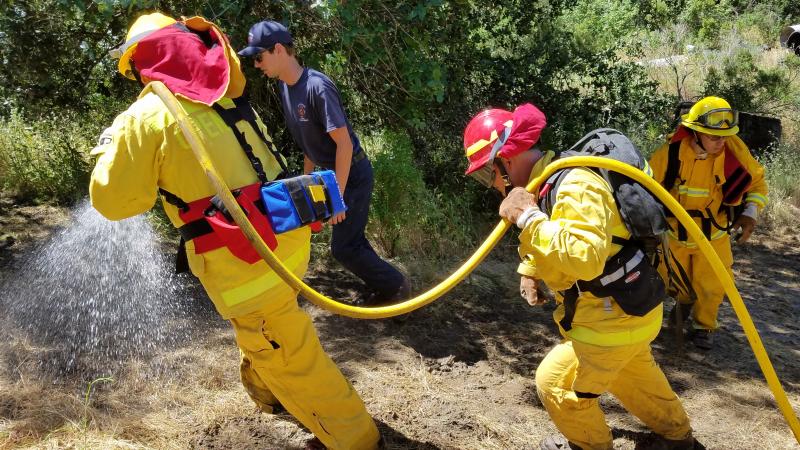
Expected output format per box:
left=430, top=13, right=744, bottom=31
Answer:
left=151, top=81, right=800, bottom=442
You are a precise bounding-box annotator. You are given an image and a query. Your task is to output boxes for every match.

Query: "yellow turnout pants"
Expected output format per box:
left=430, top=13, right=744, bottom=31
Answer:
left=536, top=340, right=691, bottom=450
left=667, top=237, right=734, bottom=331
left=231, top=292, right=380, bottom=450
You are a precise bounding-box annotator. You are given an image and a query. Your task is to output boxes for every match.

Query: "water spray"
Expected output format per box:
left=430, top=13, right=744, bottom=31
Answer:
left=0, top=200, right=197, bottom=377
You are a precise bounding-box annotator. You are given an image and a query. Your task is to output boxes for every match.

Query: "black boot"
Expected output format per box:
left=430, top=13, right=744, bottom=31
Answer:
left=689, top=328, right=714, bottom=350
left=357, top=276, right=411, bottom=307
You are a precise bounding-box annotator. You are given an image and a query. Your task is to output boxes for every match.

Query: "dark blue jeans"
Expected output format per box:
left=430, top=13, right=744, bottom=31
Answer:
left=331, top=156, right=404, bottom=296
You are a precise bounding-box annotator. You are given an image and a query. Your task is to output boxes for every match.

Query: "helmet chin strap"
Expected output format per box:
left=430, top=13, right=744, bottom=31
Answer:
left=130, top=60, right=145, bottom=86
left=484, top=125, right=513, bottom=195
left=494, top=159, right=512, bottom=197
left=692, top=130, right=709, bottom=159
left=692, top=130, right=706, bottom=150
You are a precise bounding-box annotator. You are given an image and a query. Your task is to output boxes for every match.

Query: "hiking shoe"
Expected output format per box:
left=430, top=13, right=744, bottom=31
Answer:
left=352, top=289, right=379, bottom=306
left=539, top=435, right=583, bottom=450
left=356, top=276, right=411, bottom=307
left=690, top=329, right=714, bottom=350
left=391, top=276, right=412, bottom=302
left=267, top=402, right=286, bottom=415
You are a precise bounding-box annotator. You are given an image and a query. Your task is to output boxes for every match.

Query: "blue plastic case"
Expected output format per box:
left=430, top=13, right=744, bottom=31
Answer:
left=260, top=170, right=347, bottom=234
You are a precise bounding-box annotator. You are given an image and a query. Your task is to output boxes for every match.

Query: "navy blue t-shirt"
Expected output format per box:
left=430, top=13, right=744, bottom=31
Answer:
left=278, top=68, right=362, bottom=169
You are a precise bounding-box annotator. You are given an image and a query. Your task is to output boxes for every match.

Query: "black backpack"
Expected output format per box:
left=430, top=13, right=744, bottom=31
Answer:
left=539, top=128, right=668, bottom=239
left=537, top=128, right=672, bottom=331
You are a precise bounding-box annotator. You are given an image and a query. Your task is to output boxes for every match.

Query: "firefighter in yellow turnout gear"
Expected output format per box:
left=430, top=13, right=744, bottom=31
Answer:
left=463, top=105, right=700, bottom=450
left=90, top=13, right=380, bottom=450
left=650, top=96, right=768, bottom=350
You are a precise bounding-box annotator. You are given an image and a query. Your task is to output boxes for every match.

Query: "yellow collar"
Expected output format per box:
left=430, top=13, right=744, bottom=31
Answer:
left=527, top=150, right=556, bottom=185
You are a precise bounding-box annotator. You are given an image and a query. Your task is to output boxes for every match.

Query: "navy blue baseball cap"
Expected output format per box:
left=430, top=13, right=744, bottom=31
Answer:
left=238, top=20, right=293, bottom=57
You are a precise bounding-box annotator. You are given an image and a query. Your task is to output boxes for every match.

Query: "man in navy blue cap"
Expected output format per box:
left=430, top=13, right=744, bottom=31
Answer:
left=239, top=20, right=410, bottom=307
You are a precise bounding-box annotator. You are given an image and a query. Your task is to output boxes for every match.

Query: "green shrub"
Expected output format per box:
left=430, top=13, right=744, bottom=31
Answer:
left=3, top=0, right=796, bottom=260
left=557, top=0, right=639, bottom=52
left=635, top=0, right=673, bottom=30
left=760, top=143, right=800, bottom=229
left=365, top=129, right=474, bottom=259
left=703, top=49, right=800, bottom=114
left=0, top=110, right=93, bottom=204
left=680, top=0, right=735, bottom=46
left=732, top=4, right=785, bottom=48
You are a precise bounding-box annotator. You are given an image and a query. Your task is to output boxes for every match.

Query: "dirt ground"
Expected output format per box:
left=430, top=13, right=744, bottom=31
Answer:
left=0, top=198, right=799, bottom=450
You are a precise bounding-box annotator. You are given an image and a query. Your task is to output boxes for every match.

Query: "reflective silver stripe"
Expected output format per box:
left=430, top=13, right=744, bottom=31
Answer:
left=599, top=249, right=644, bottom=286
left=745, top=192, right=767, bottom=207
left=110, top=29, right=160, bottom=59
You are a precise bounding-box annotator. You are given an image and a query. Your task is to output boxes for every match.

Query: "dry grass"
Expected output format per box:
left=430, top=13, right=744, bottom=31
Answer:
left=761, top=130, right=800, bottom=230
left=3, top=250, right=800, bottom=449
left=0, top=326, right=250, bottom=450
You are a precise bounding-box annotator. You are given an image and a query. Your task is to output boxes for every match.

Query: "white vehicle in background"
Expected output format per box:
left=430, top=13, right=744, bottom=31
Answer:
left=780, top=24, right=800, bottom=56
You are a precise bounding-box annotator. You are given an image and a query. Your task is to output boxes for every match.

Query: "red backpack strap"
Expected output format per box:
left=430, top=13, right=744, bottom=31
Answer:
left=721, top=148, right=752, bottom=205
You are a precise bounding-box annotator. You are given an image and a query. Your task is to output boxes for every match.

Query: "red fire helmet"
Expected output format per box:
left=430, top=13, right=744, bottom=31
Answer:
left=463, top=108, right=513, bottom=175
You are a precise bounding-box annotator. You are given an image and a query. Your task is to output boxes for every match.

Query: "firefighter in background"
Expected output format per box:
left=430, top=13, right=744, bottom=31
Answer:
left=650, top=96, right=768, bottom=351
left=464, top=104, right=702, bottom=450
left=90, top=13, right=380, bottom=450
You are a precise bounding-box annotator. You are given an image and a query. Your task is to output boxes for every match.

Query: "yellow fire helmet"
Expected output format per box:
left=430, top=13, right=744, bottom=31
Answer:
left=681, top=96, right=740, bottom=137
left=111, top=12, right=177, bottom=79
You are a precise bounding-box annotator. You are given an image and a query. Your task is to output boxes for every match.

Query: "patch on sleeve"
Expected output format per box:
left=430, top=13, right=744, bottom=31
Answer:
left=90, top=127, right=115, bottom=156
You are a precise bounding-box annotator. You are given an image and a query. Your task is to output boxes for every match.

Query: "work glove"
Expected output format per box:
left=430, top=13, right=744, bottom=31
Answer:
left=520, top=275, right=546, bottom=306
left=499, top=187, right=537, bottom=224
left=731, top=214, right=756, bottom=244
left=499, top=187, right=548, bottom=229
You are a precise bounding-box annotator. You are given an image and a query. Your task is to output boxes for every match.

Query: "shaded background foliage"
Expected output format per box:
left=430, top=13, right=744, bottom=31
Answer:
left=1, top=0, right=798, bottom=254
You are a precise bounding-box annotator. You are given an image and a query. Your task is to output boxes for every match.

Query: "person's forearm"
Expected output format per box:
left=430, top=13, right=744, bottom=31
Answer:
left=303, top=154, right=315, bottom=175
left=334, top=141, right=353, bottom=195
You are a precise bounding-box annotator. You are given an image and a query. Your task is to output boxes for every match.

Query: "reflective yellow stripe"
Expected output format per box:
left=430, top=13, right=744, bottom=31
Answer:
left=746, top=192, right=767, bottom=207
left=220, top=244, right=309, bottom=307
left=465, top=137, right=493, bottom=156
left=465, top=119, right=514, bottom=157
left=565, top=309, right=663, bottom=346
left=710, top=228, right=728, bottom=240
left=643, top=161, right=654, bottom=178
left=677, top=186, right=709, bottom=198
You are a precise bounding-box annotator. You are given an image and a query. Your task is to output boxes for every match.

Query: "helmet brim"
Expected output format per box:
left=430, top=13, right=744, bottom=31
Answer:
left=116, top=44, right=138, bottom=80
left=465, top=152, right=491, bottom=175
left=237, top=46, right=265, bottom=57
